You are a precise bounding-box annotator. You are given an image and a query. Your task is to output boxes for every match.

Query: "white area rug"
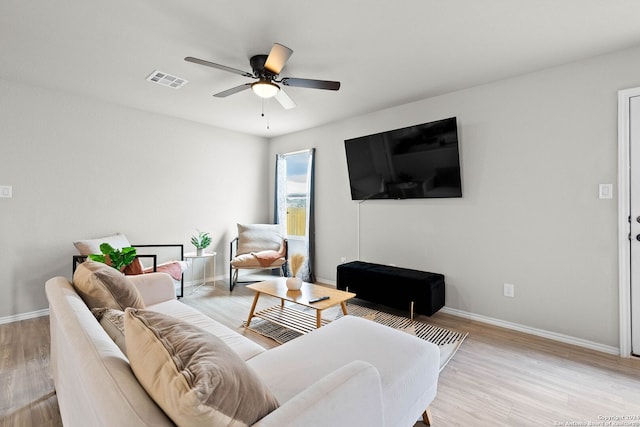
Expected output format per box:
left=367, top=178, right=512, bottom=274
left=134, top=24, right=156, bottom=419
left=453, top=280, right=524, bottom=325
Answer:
left=245, top=303, right=467, bottom=371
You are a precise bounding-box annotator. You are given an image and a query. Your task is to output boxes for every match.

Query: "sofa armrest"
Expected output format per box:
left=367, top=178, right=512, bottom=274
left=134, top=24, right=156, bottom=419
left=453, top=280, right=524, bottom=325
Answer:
left=128, top=272, right=176, bottom=306
left=253, top=360, right=384, bottom=427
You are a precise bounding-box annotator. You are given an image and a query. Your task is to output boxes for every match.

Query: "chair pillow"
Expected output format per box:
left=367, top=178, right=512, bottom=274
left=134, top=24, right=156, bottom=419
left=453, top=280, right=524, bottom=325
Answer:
left=73, top=233, right=145, bottom=275
left=124, top=309, right=279, bottom=426
left=73, top=260, right=145, bottom=310
left=91, top=307, right=127, bottom=355
left=237, top=224, right=283, bottom=255
left=73, top=233, right=131, bottom=255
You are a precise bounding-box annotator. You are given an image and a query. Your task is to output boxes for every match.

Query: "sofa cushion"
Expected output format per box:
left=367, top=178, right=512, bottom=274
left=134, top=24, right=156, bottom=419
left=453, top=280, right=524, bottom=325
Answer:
left=147, top=300, right=266, bottom=361
left=237, top=224, right=283, bottom=255
left=247, top=315, right=440, bottom=427
left=91, top=307, right=127, bottom=354
left=73, top=260, right=145, bottom=310
left=124, top=309, right=279, bottom=427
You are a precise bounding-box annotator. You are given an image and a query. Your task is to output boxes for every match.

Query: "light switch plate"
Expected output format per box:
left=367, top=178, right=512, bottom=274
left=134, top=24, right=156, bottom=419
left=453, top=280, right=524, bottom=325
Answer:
left=504, top=283, right=515, bottom=298
left=599, top=184, right=613, bottom=199
left=0, top=186, right=12, bottom=198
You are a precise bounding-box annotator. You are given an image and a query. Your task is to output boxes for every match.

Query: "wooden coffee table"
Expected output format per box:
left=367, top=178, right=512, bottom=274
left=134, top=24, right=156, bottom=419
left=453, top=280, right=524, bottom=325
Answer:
left=245, top=278, right=356, bottom=333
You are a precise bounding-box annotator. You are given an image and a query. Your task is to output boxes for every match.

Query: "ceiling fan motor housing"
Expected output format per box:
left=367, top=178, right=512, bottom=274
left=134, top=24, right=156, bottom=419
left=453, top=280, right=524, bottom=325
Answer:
left=250, top=54, right=274, bottom=79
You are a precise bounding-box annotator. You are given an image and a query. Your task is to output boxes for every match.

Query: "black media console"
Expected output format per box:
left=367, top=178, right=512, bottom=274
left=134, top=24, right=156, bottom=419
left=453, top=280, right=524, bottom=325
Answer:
left=336, top=261, right=445, bottom=317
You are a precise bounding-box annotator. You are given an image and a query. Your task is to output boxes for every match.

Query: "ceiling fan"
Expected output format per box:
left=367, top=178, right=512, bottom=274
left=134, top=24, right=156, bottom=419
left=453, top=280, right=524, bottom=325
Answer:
left=184, top=43, right=340, bottom=109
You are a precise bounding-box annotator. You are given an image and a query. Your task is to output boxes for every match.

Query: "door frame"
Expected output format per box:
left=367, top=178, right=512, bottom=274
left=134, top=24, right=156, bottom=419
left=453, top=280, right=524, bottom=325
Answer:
left=617, top=87, right=640, bottom=357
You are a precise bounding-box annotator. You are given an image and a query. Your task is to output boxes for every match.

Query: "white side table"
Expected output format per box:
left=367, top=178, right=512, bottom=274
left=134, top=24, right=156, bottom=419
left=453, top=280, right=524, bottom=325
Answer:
left=184, top=252, right=216, bottom=294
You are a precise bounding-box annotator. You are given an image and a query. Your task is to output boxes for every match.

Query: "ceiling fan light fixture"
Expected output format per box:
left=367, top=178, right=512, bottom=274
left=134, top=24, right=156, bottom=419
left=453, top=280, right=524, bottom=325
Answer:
left=251, top=80, right=280, bottom=98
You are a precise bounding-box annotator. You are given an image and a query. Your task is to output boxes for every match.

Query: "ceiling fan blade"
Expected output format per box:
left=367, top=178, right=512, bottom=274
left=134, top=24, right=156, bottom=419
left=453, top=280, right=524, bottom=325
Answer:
left=264, top=43, right=293, bottom=75
left=281, top=77, right=340, bottom=91
left=213, top=83, right=252, bottom=97
left=274, top=88, right=296, bottom=110
left=185, top=57, right=253, bottom=78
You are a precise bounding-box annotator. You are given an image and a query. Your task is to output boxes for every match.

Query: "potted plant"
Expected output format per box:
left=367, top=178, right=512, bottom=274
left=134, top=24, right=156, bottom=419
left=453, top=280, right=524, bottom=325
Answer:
left=191, top=230, right=212, bottom=256
left=89, top=243, right=137, bottom=272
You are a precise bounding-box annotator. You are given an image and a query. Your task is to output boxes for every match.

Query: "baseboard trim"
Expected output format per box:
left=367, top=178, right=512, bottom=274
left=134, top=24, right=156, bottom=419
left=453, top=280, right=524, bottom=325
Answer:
left=0, top=308, right=50, bottom=325
left=307, top=279, right=620, bottom=356
left=316, top=277, right=336, bottom=287
left=183, top=274, right=224, bottom=289
left=441, top=306, right=620, bottom=356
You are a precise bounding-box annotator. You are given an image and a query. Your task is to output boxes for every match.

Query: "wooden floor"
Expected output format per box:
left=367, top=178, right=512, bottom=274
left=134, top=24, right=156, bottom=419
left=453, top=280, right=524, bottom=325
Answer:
left=2, top=279, right=640, bottom=426
left=0, top=316, right=60, bottom=427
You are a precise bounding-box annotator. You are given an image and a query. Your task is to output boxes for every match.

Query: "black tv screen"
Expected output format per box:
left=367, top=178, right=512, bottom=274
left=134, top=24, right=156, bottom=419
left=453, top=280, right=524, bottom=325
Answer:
left=344, top=117, right=462, bottom=200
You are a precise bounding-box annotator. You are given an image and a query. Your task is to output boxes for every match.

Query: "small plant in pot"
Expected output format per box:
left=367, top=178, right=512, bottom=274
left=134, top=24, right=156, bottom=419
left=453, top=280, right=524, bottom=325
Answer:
left=88, top=243, right=137, bottom=272
left=191, top=230, right=212, bottom=256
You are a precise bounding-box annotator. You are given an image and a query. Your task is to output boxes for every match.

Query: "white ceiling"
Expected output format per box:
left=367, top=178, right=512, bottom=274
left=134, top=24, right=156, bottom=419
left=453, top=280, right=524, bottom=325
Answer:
left=3, top=1, right=640, bottom=138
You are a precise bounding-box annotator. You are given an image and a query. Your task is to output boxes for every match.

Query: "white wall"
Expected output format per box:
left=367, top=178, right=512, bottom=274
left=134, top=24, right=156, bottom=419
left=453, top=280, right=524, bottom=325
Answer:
left=269, top=45, right=640, bottom=348
left=0, top=78, right=270, bottom=319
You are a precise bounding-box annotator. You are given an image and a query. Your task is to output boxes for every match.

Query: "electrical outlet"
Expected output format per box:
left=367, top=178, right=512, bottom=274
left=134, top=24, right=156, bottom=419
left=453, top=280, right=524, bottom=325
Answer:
left=340, top=257, right=347, bottom=264
left=503, top=283, right=515, bottom=298
left=599, top=183, right=613, bottom=199
left=0, top=186, right=12, bottom=198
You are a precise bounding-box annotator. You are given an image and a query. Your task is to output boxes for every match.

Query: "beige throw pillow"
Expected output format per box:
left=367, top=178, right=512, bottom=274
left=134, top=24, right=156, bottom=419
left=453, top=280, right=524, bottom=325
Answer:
left=73, top=233, right=132, bottom=255
left=124, top=309, right=279, bottom=427
left=236, top=224, right=282, bottom=255
left=73, top=260, right=145, bottom=310
left=91, top=308, right=127, bottom=354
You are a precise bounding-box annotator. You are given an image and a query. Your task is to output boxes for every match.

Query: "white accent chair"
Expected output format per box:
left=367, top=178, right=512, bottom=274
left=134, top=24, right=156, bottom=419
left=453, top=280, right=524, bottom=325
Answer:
left=229, top=224, right=288, bottom=291
left=72, top=233, right=187, bottom=297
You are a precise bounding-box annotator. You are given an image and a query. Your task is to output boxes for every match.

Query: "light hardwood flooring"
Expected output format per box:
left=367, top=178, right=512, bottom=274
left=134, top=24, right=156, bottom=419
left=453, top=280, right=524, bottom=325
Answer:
left=0, top=316, right=60, bottom=427
left=2, top=279, right=640, bottom=426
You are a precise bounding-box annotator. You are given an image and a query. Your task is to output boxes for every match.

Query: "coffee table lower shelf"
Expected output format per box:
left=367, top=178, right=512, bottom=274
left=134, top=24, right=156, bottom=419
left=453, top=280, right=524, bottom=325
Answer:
left=251, top=305, right=330, bottom=335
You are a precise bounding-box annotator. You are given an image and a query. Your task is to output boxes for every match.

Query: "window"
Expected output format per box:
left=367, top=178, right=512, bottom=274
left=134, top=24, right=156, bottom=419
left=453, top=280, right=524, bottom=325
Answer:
left=275, top=149, right=315, bottom=282
left=285, top=152, right=310, bottom=237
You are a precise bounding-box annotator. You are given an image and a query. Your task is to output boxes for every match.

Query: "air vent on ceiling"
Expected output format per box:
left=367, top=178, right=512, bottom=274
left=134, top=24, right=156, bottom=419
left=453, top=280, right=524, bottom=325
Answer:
left=146, top=70, right=188, bottom=89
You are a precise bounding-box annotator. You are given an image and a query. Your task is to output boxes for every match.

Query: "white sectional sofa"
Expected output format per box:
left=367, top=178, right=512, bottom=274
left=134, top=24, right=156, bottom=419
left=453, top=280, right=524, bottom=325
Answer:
left=45, top=263, right=439, bottom=426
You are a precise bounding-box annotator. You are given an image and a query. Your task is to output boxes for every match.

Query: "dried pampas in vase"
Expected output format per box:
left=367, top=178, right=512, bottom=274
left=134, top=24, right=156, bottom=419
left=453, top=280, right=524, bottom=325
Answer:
left=286, top=253, right=305, bottom=290
left=290, top=253, right=305, bottom=277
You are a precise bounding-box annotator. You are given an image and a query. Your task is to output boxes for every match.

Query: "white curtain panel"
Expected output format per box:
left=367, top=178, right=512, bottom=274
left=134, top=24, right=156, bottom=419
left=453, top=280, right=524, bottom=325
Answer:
left=275, top=154, right=288, bottom=235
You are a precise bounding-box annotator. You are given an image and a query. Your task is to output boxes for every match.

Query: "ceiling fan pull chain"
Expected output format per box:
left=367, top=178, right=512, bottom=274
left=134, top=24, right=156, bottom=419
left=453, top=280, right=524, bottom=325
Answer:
left=261, top=98, right=270, bottom=130
left=266, top=99, right=270, bottom=130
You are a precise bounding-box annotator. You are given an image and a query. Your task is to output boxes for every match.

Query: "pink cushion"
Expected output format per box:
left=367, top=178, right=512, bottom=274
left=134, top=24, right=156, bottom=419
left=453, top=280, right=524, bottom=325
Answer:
left=231, top=253, right=285, bottom=268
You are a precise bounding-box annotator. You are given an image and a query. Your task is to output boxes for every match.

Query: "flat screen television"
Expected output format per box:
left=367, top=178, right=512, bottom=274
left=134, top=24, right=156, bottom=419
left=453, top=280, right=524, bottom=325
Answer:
left=344, top=117, right=462, bottom=200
